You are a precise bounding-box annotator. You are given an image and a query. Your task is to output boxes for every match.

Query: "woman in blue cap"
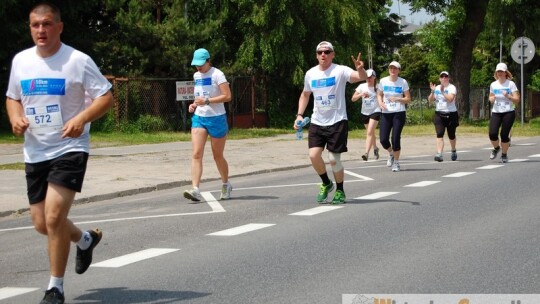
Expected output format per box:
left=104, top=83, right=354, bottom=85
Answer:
left=184, top=48, right=233, bottom=202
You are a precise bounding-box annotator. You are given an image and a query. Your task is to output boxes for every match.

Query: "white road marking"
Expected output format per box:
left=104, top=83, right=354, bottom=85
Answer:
left=289, top=206, right=344, bottom=216
left=0, top=287, right=39, bottom=301
left=404, top=181, right=441, bottom=187
left=201, top=192, right=225, bottom=212
left=508, top=159, right=528, bottom=162
left=344, top=170, right=373, bottom=180
left=92, top=248, right=179, bottom=268
left=529, top=154, right=540, bottom=158
left=355, top=192, right=399, bottom=200
left=443, top=172, right=476, bottom=178
left=476, top=165, right=505, bottom=170
left=207, top=223, right=275, bottom=236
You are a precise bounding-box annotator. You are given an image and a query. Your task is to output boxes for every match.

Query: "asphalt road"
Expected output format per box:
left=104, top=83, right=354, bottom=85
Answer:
left=1, top=139, right=539, bottom=303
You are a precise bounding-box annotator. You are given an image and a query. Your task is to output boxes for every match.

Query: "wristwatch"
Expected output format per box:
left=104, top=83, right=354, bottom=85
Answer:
left=204, top=97, right=210, bottom=105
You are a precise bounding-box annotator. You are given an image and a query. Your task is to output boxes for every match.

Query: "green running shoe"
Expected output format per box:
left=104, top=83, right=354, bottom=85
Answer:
left=331, top=190, right=346, bottom=204
left=316, top=182, right=334, bottom=203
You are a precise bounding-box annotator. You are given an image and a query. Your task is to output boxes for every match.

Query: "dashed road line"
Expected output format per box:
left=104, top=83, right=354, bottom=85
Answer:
left=207, top=223, right=275, bottom=236
left=289, top=206, right=344, bottom=216
left=0, top=287, right=39, bottom=301
left=92, top=248, right=179, bottom=268
left=443, top=172, right=476, bottom=178
left=476, top=164, right=505, bottom=170
left=404, top=181, right=441, bottom=187
left=355, top=192, right=399, bottom=200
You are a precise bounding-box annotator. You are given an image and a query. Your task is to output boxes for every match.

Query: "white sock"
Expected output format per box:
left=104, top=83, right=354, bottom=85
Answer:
left=47, top=276, right=64, bottom=294
left=77, top=231, right=93, bottom=250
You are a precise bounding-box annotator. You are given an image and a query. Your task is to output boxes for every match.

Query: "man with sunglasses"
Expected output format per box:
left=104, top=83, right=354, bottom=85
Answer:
left=428, top=71, right=459, bottom=162
left=294, top=41, right=367, bottom=204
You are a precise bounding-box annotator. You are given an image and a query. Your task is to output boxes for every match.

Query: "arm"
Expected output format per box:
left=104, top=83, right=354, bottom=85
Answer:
left=507, top=90, right=520, bottom=104
left=6, top=97, right=30, bottom=136
left=377, top=89, right=387, bottom=111
left=294, top=91, right=311, bottom=129
left=400, top=90, right=411, bottom=104
left=428, top=83, right=436, bottom=103
left=349, top=52, right=368, bottom=83
left=62, top=91, right=114, bottom=138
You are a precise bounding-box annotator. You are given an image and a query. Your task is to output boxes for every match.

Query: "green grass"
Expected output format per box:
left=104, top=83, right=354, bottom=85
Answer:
left=1, top=118, right=538, bottom=147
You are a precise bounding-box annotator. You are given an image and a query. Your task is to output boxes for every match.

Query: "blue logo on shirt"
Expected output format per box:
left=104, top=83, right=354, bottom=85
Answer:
left=21, top=78, right=65, bottom=96
left=194, top=78, right=212, bottom=86
left=383, top=86, right=403, bottom=94
left=311, top=77, right=336, bottom=89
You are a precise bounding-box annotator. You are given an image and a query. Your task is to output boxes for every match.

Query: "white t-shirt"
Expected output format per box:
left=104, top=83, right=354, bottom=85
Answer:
left=378, top=76, right=409, bottom=113
left=355, top=83, right=380, bottom=116
left=304, top=63, right=354, bottom=126
left=6, top=44, right=112, bottom=163
left=433, top=83, right=457, bottom=112
left=193, top=67, right=228, bottom=117
left=490, top=79, right=518, bottom=113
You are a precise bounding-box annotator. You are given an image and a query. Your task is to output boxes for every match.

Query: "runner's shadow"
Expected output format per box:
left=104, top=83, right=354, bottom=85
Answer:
left=74, top=287, right=210, bottom=303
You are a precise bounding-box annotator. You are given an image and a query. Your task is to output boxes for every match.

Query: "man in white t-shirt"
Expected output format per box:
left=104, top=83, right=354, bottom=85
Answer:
left=5, top=3, right=113, bottom=303
left=295, top=41, right=367, bottom=204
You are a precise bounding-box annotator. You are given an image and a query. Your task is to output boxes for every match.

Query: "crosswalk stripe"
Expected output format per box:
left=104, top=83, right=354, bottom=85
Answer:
left=0, top=287, right=39, bottom=300
left=207, top=223, right=275, bottom=236
left=289, top=206, right=344, bottom=216
left=344, top=170, right=373, bottom=180
left=529, top=154, right=540, bottom=157
left=91, top=248, right=179, bottom=268
left=355, top=192, right=399, bottom=200
left=508, top=159, right=528, bottom=162
left=201, top=192, right=226, bottom=212
left=404, top=181, right=441, bottom=187
left=443, top=172, right=476, bottom=177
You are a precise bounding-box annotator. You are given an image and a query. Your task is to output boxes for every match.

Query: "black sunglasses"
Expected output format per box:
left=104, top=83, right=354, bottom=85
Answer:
left=317, top=50, right=333, bottom=55
left=440, top=75, right=449, bottom=78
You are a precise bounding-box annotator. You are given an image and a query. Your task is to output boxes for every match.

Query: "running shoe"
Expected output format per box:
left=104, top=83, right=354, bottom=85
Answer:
left=490, top=147, right=500, bottom=160
left=184, top=188, right=202, bottom=202
left=40, top=287, right=64, bottom=304
left=386, top=155, right=394, bottom=167
left=220, top=182, right=233, bottom=200
left=501, top=154, right=508, bottom=163
left=374, top=147, right=380, bottom=160
left=76, top=229, right=102, bottom=274
left=317, top=182, right=334, bottom=203
left=434, top=153, right=443, bottom=162
left=451, top=150, right=457, bottom=161
left=331, top=190, right=346, bottom=204
left=391, top=162, right=400, bottom=172
left=361, top=153, right=368, bottom=161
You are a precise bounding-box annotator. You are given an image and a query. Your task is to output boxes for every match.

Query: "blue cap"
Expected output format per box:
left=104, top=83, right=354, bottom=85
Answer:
left=191, top=48, right=210, bottom=66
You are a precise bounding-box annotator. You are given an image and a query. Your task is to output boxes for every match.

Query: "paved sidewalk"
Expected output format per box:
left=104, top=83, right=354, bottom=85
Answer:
left=0, top=134, right=493, bottom=217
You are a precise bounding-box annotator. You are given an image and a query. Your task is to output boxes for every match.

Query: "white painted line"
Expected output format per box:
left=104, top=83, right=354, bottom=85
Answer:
left=476, top=165, right=504, bottom=169
left=404, top=181, right=441, bottom=187
left=207, top=223, right=275, bottom=236
left=443, top=172, right=476, bottom=178
left=513, top=143, right=536, bottom=146
left=0, top=287, right=40, bottom=300
left=289, top=206, right=344, bottom=216
left=529, top=154, right=540, bottom=158
left=92, top=248, right=179, bottom=268
left=201, top=192, right=225, bottom=212
left=344, top=170, right=374, bottom=180
left=508, top=159, right=528, bottom=162
left=355, top=192, right=399, bottom=200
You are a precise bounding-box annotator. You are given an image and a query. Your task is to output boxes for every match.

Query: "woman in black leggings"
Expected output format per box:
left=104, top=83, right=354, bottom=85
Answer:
left=488, top=63, right=520, bottom=163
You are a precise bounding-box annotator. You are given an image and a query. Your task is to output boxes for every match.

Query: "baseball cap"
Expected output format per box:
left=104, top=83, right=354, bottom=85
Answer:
left=496, top=62, right=508, bottom=72
left=440, top=71, right=449, bottom=77
left=366, top=69, right=376, bottom=77
left=316, top=41, right=334, bottom=52
left=191, top=48, right=210, bottom=66
left=389, top=61, right=401, bottom=69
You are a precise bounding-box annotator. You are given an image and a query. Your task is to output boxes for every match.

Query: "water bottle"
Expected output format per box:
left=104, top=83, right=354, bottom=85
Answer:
left=295, top=117, right=310, bottom=140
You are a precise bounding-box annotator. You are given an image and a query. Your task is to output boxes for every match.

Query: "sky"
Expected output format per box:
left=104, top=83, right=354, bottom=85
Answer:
left=388, top=0, right=440, bottom=25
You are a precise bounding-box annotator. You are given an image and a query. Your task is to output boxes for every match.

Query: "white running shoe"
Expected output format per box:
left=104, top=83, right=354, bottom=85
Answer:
left=387, top=155, right=394, bottom=167
left=391, top=162, right=400, bottom=172
left=220, top=182, right=233, bottom=200
left=184, top=188, right=202, bottom=202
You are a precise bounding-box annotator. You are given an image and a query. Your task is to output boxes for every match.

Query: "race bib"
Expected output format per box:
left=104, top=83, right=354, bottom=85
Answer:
left=25, top=104, right=63, bottom=134
left=496, top=101, right=511, bottom=112
left=315, top=94, right=337, bottom=110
